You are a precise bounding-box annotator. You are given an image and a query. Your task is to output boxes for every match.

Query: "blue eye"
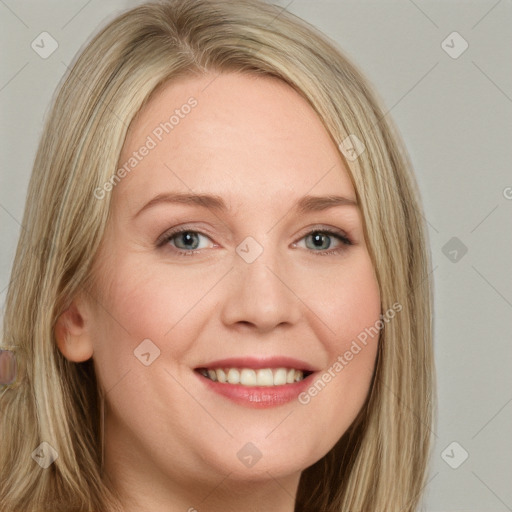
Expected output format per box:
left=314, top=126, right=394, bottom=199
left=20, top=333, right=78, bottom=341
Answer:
left=298, top=229, right=352, bottom=255
left=157, top=227, right=352, bottom=257
left=161, top=229, right=213, bottom=254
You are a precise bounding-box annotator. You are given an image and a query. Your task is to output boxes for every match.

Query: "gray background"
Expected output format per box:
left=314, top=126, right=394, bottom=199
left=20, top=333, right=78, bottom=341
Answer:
left=1, top=1, right=511, bottom=510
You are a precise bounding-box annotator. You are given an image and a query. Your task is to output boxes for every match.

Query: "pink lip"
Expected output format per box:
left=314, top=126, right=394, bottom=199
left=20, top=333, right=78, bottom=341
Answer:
left=193, top=356, right=318, bottom=409
left=194, top=370, right=315, bottom=409
left=194, top=356, right=317, bottom=372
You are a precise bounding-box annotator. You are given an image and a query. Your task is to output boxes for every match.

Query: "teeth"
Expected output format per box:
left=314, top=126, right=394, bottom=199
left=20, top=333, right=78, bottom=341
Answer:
left=199, top=367, right=307, bottom=386
left=256, top=369, right=274, bottom=386
left=274, top=368, right=287, bottom=386
left=240, top=369, right=257, bottom=386
left=227, top=368, right=240, bottom=384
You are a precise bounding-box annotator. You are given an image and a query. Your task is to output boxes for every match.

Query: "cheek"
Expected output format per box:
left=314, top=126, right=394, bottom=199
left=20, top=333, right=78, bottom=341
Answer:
left=301, top=250, right=381, bottom=351
left=87, top=257, right=204, bottom=389
left=295, top=252, right=381, bottom=442
left=325, top=252, right=381, bottom=380
left=93, top=252, right=218, bottom=340
left=88, top=252, right=236, bottom=395
left=335, top=259, right=381, bottom=348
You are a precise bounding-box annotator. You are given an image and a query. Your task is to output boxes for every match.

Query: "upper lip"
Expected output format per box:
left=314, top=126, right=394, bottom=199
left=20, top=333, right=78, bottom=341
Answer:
left=194, top=356, right=319, bottom=373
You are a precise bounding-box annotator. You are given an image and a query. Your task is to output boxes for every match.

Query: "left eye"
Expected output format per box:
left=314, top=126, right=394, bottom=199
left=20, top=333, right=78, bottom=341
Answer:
left=295, top=230, right=351, bottom=253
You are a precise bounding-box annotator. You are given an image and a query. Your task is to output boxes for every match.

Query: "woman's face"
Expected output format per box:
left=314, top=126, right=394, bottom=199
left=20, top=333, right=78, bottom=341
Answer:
left=82, top=73, right=381, bottom=493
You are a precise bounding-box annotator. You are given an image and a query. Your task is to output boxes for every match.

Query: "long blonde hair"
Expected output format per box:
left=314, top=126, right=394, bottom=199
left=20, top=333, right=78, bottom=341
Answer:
left=0, top=1, right=434, bottom=510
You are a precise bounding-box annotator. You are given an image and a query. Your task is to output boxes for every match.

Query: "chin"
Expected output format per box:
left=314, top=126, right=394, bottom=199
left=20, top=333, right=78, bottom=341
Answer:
left=197, top=434, right=325, bottom=482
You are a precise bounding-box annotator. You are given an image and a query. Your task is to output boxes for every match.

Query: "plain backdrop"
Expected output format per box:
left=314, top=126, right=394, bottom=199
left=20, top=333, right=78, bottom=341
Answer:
left=1, top=1, right=511, bottom=511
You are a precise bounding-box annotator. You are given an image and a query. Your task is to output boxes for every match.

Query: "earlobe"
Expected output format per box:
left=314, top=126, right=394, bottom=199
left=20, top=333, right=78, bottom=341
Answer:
left=54, top=298, right=94, bottom=362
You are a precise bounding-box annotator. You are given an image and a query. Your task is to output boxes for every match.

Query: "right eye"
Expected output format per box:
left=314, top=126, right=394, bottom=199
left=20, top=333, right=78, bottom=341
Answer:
left=158, top=228, right=215, bottom=256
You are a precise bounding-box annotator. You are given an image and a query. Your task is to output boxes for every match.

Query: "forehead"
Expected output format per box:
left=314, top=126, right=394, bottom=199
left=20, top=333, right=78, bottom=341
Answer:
left=114, top=72, right=355, bottom=211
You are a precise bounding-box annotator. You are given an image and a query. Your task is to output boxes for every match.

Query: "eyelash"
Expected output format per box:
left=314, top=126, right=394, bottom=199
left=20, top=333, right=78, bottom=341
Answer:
left=156, top=226, right=353, bottom=257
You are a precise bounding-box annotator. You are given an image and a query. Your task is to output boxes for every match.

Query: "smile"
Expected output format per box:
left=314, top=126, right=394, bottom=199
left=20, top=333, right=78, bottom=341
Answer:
left=196, top=367, right=312, bottom=387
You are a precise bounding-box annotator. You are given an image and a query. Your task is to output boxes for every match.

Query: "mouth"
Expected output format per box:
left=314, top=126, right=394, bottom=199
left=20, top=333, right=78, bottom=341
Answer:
left=195, top=367, right=314, bottom=387
left=193, top=357, right=318, bottom=408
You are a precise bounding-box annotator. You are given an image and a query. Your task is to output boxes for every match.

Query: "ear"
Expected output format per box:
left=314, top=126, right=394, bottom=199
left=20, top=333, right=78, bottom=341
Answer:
left=55, top=294, right=94, bottom=362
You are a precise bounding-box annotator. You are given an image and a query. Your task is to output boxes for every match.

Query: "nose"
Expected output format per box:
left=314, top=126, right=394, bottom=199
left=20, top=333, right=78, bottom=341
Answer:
left=219, top=242, right=302, bottom=333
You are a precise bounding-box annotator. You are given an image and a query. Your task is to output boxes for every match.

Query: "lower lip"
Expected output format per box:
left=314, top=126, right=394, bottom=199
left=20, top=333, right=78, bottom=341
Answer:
left=194, top=370, right=314, bottom=408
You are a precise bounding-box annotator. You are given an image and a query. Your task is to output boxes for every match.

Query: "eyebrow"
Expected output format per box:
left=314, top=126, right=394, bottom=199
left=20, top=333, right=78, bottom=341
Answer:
left=134, top=192, right=358, bottom=218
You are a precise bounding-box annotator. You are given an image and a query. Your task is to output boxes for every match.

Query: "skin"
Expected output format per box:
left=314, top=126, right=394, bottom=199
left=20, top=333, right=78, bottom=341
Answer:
left=56, top=72, right=381, bottom=512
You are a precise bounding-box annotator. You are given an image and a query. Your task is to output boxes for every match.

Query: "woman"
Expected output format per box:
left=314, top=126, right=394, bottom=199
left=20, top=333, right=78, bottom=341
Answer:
left=0, top=1, right=434, bottom=510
